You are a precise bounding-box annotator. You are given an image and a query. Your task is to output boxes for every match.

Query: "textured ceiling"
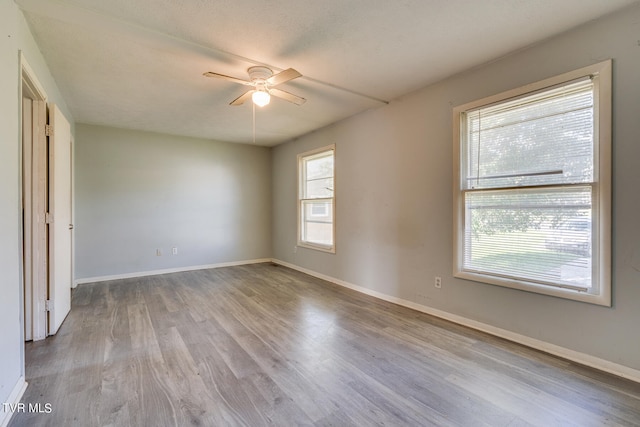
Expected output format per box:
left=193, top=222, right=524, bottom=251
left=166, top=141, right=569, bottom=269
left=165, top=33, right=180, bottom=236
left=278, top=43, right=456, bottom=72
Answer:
left=17, top=0, right=637, bottom=146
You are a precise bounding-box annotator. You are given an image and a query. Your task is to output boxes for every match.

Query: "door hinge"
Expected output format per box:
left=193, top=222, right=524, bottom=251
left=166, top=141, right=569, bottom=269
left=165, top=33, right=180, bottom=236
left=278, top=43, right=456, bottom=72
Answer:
left=45, top=124, right=52, bottom=137
left=45, top=212, right=53, bottom=224
left=45, top=300, right=51, bottom=311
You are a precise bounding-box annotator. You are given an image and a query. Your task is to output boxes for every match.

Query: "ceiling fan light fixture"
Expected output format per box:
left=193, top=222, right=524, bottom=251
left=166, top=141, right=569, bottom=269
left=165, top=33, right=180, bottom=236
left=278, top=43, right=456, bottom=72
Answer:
left=252, top=89, right=270, bottom=107
left=205, top=66, right=305, bottom=106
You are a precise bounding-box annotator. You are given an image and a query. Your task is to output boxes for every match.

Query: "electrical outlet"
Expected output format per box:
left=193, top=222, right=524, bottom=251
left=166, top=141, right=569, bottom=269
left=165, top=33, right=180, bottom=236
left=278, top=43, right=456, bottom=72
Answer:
left=172, top=247, right=178, bottom=255
left=435, top=276, right=442, bottom=288
left=156, top=249, right=162, bottom=256
left=293, top=245, right=298, bottom=254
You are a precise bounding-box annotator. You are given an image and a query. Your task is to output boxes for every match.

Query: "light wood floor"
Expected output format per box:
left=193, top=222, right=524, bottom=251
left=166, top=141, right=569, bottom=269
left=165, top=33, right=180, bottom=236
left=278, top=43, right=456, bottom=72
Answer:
left=11, top=263, right=640, bottom=426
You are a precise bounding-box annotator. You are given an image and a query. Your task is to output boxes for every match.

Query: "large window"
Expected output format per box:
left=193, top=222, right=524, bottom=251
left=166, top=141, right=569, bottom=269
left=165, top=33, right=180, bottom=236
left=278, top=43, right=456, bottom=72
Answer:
left=453, top=61, right=611, bottom=305
left=298, top=145, right=335, bottom=252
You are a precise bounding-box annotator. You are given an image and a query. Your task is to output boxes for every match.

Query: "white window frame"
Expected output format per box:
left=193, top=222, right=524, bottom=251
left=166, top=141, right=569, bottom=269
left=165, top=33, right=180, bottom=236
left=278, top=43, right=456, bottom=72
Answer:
left=453, top=60, right=611, bottom=306
left=297, top=145, right=336, bottom=253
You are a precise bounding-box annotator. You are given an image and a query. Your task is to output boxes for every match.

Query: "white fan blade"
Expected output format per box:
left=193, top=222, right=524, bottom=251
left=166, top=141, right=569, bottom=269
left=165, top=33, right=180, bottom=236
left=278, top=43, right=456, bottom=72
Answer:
left=267, top=68, right=302, bottom=86
left=270, top=88, right=306, bottom=105
left=204, top=71, right=254, bottom=86
left=230, top=90, right=255, bottom=106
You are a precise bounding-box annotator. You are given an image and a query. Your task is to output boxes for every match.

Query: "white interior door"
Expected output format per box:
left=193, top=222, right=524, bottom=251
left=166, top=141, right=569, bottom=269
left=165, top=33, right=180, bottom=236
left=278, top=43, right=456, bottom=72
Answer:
left=48, top=103, right=72, bottom=335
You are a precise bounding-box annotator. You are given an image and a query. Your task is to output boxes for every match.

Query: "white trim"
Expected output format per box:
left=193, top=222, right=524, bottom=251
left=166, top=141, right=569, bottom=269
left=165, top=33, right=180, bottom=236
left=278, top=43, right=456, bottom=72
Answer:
left=73, top=258, right=271, bottom=285
left=297, top=241, right=335, bottom=254
left=20, top=52, right=48, bottom=102
left=1, top=376, right=27, bottom=427
left=271, top=259, right=640, bottom=384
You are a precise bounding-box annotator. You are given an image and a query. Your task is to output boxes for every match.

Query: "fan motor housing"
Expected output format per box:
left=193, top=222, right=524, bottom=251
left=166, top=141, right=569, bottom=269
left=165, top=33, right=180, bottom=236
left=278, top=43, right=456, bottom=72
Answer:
left=248, top=66, right=273, bottom=83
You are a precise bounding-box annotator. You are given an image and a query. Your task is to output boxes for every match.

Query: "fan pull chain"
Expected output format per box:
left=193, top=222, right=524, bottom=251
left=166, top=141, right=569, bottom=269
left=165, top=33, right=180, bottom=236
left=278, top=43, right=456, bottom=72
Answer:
left=252, top=101, right=256, bottom=144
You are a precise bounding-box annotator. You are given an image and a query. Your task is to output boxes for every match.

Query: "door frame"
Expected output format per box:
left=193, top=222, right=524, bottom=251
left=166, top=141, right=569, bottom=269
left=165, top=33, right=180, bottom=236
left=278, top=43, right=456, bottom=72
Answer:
left=20, top=52, right=49, bottom=341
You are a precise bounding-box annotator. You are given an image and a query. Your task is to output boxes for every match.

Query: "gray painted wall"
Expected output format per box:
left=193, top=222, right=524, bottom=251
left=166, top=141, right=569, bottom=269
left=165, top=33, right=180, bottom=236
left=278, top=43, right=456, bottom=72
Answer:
left=74, top=124, right=272, bottom=279
left=272, top=4, right=640, bottom=371
left=0, top=0, right=73, bottom=411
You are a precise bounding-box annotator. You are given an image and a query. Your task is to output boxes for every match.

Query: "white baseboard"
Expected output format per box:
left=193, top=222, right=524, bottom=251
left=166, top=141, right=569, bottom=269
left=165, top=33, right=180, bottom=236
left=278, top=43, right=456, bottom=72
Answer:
left=272, top=259, right=640, bottom=384
left=74, top=258, right=272, bottom=285
left=1, top=376, right=27, bottom=427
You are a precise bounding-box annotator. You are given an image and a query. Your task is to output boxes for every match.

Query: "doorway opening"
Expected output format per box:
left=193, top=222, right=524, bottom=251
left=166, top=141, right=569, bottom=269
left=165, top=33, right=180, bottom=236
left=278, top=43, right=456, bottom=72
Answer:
left=20, top=53, right=73, bottom=343
left=21, top=55, right=49, bottom=342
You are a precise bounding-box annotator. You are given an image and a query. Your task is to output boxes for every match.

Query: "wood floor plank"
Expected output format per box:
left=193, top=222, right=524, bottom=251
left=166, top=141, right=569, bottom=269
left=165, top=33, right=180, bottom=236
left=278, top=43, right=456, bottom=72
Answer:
left=242, top=371, right=315, bottom=426
left=195, top=354, right=269, bottom=426
left=10, top=263, right=640, bottom=426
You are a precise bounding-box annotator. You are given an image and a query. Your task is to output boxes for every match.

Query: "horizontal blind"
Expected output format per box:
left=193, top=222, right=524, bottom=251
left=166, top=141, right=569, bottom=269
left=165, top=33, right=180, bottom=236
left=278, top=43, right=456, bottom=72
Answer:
left=463, top=187, right=592, bottom=289
left=464, top=79, right=594, bottom=190
left=461, top=79, right=595, bottom=290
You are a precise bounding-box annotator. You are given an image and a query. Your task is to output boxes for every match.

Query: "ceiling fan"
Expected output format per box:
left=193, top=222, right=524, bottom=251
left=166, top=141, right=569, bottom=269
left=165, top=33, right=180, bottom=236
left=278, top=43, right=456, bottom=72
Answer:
left=203, top=66, right=306, bottom=107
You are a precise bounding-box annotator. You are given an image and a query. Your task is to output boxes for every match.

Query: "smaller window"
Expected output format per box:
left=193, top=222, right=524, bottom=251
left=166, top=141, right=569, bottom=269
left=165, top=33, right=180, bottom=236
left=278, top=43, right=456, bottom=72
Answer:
left=298, top=145, right=335, bottom=252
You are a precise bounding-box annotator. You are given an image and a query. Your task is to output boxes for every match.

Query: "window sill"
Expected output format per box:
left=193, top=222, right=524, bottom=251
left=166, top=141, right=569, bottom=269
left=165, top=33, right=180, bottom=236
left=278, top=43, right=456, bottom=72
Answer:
left=297, top=242, right=335, bottom=254
left=454, top=270, right=610, bottom=307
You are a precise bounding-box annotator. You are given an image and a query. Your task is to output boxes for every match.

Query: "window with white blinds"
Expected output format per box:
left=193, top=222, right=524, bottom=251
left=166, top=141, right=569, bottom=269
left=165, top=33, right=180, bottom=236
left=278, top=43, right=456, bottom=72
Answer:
left=298, top=145, right=335, bottom=252
left=453, top=61, right=611, bottom=305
